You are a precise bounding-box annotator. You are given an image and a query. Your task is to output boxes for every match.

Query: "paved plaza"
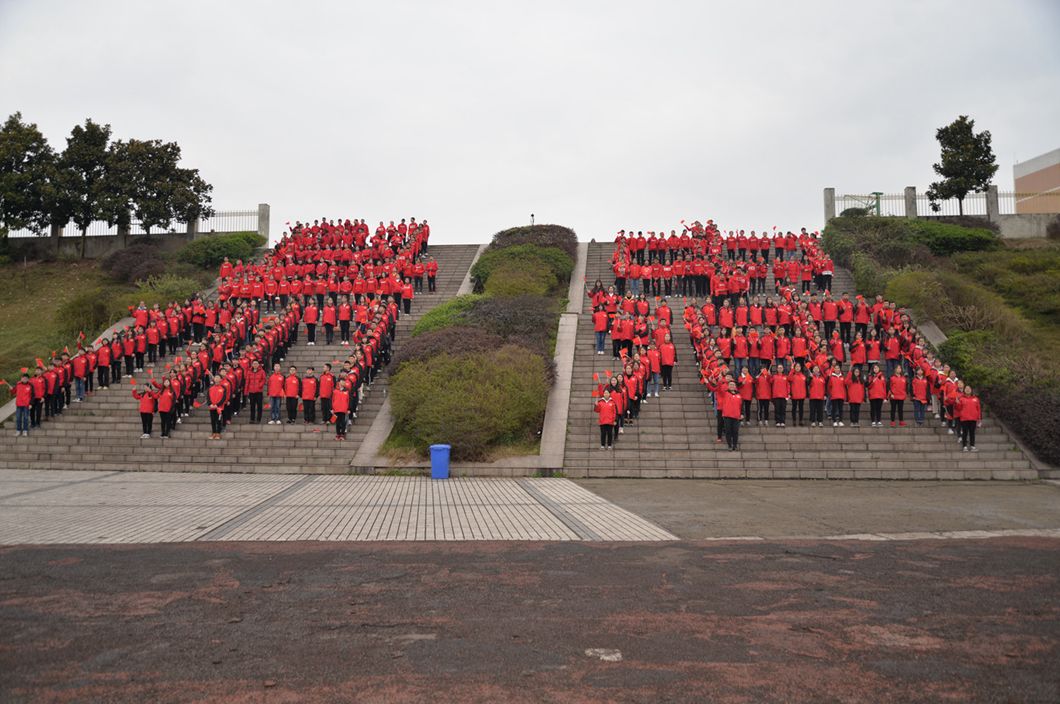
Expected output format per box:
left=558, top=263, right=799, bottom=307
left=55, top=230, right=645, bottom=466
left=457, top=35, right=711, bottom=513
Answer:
left=0, top=470, right=676, bottom=544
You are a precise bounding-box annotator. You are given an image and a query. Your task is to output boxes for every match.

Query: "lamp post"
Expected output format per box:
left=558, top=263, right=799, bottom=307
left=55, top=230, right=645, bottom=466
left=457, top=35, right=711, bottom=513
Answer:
left=530, top=213, right=535, bottom=226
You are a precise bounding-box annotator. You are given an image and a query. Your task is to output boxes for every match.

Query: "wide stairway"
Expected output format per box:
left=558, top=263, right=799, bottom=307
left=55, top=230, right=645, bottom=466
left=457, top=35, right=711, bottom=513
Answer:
left=0, top=244, right=480, bottom=474
left=563, top=241, right=1036, bottom=479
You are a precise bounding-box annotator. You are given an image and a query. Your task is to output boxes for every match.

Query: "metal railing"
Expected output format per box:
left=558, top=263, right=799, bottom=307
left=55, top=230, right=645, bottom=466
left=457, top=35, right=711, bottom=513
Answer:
left=3, top=208, right=262, bottom=238
left=837, top=190, right=1060, bottom=218
left=999, top=190, right=1060, bottom=215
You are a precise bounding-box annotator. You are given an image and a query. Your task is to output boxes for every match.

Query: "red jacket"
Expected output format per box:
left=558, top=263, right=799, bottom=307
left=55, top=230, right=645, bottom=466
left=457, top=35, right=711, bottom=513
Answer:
left=889, top=375, right=907, bottom=401
left=808, top=375, right=826, bottom=400
left=958, top=395, right=981, bottom=421
left=14, top=381, right=33, bottom=407
left=245, top=368, right=266, bottom=394
left=331, top=389, right=350, bottom=414
left=721, top=391, right=743, bottom=419
left=911, top=377, right=929, bottom=403
left=659, top=343, right=676, bottom=366
left=268, top=372, right=285, bottom=397
left=300, top=376, right=319, bottom=400
left=827, top=374, right=846, bottom=400
left=132, top=389, right=157, bottom=413
left=596, top=398, right=617, bottom=425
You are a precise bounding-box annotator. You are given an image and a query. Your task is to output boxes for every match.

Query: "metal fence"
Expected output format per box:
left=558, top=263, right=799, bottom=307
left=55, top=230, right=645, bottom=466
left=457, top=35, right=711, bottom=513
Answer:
left=838, top=190, right=1059, bottom=218
left=3, top=208, right=261, bottom=239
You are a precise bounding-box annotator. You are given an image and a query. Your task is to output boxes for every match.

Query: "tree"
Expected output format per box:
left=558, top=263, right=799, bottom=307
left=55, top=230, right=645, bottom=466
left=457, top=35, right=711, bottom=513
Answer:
left=926, top=115, right=998, bottom=216
left=57, top=119, right=112, bottom=257
left=0, top=112, right=56, bottom=235
left=102, top=139, right=213, bottom=235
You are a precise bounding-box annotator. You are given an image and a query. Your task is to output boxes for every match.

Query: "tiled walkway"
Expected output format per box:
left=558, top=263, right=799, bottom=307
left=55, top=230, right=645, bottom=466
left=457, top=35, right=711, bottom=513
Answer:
left=0, top=470, right=676, bottom=544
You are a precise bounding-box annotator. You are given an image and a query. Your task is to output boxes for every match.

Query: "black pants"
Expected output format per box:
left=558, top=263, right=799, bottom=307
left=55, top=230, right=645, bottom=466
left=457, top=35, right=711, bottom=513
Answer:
left=870, top=398, right=884, bottom=424
left=249, top=392, right=263, bottom=422
left=661, top=365, right=673, bottom=389
left=850, top=403, right=861, bottom=425
left=303, top=399, right=316, bottom=423
left=599, top=424, right=614, bottom=448
left=809, top=399, right=824, bottom=424
left=830, top=400, right=844, bottom=422
left=287, top=397, right=298, bottom=422
left=210, top=409, right=223, bottom=434
left=890, top=400, right=905, bottom=422
left=30, top=399, right=43, bottom=427
left=791, top=398, right=804, bottom=425
left=961, top=420, right=977, bottom=447
left=335, top=412, right=347, bottom=436
left=193, top=322, right=205, bottom=342
left=427, top=275, right=436, bottom=292
left=742, top=400, right=752, bottom=422
left=306, top=323, right=316, bottom=343
left=160, top=410, right=174, bottom=437
left=140, top=412, right=153, bottom=435
left=135, top=352, right=144, bottom=370
left=340, top=320, right=350, bottom=343
left=321, top=397, right=332, bottom=423
left=716, top=410, right=725, bottom=440
left=724, top=416, right=740, bottom=449
left=757, top=399, right=770, bottom=422
left=148, top=344, right=157, bottom=363
left=403, top=298, right=411, bottom=315
left=839, top=322, right=852, bottom=345
left=824, top=321, right=835, bottom=340
left=773, top=398, right=787, bottom=425
left=324, top=323, right=334, bottom=344
left=98, top=366, right=109, bottom=387
left=125, top=356, right=134, bottom=376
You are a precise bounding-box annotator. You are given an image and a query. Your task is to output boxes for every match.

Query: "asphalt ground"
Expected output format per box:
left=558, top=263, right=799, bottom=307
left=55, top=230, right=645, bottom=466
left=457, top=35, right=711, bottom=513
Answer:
left=577, top=479, right=1060, bottom=539
left=2, top=538, right=1058, bottom=703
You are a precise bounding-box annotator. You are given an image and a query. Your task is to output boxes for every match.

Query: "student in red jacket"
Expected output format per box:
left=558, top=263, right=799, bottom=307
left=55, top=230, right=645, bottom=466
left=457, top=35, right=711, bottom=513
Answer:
left=332, top=379, right=351, bottom=439
left=206, top=374, right=228, bottom=439
left=958, top=385, right=982, bottom=451
left=888, top=365, right=908, bottom=426
left=658, top=333, right=677, bottom=391
left=788, top=362, right=807, bottom=426
left=846, top=366, right=866, bottom=427
left=267, top=363, right=285, bottom=424
left=808, top=367, right=827, bottom=427
left=827, top=365, right=847, bottom=427
left=592, top=306, right=610, bottom=355
left=301, top=367, right=319, bottom=424
left=303, top=301, right=319, bottom=345
left=770, top=370, right=789, bottom=427
left=911, top=367, right=930, bottom=427
left=867, top=364, right=887, bottom=427
left=595, top=389, right=618, bottom=449
left=755, top=366, right=772, bottom=425
left=245, top=359, right=266, bottom=424
left=14, top=372, right=33, bottom=436
left=721, top=380, right=743, bottom=451
left=319, top=363, right=335, bottom=425
left=283, top=366, right=300, bottom=423
left=156, top=379, right=176, bottom=438
left=131, top=384, right=158, bottom=438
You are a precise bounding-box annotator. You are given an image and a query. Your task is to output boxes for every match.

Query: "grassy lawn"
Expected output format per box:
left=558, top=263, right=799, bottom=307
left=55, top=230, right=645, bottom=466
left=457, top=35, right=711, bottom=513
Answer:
left=380, top=425, right=540, bottom=463
left=0, top=260, right=133, bottom=389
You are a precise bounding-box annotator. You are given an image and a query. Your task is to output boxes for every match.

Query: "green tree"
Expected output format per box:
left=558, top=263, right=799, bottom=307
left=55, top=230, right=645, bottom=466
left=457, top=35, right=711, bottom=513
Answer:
left=926, top=115, right=998, bottom=216
left=57, top=119, right=112, bottom=257
left=0, top=112, right=56, bottom=235
left=100, top=138, right=212, bottom=234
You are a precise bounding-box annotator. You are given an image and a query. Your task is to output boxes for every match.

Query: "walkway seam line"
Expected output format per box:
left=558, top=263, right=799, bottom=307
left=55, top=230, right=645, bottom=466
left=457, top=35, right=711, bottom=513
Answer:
left=517, top=479, right=602, bottom=540
left=0, top=471, right=124, bottom=501
left=198, top=476, right=318, bottom=540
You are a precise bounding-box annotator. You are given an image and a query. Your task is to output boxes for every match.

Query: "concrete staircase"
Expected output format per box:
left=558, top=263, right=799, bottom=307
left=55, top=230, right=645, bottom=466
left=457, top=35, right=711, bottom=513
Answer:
left=0, top=244, right=480, bottom=474
left=562, top=242, right=1037, bottom=479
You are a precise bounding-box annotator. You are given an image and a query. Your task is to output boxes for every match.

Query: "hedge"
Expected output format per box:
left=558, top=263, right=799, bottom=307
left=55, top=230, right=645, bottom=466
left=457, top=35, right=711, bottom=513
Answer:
left=389, top=346, right=550, bottom=461
left=392, top=326, right=504, bottom=370
left=177, top=231, right=265, bottom=269
left=488, top=224, right=578, bottom=260
left=471, top=243, right=574, bottom=293
left=411, top=294, right=483, bottom=336
left=483, top=260, right=557, bottom=297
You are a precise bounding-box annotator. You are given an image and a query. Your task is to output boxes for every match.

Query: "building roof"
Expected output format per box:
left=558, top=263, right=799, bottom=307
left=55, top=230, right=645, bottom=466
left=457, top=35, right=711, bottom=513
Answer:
left=1014, top=147, right=1060, bottom=180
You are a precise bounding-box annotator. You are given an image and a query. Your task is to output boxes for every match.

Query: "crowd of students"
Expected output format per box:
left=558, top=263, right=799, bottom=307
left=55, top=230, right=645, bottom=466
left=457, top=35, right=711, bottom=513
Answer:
left=591, top=222, right=983, bottom=453
left=10, top=218, right=436, bottom=443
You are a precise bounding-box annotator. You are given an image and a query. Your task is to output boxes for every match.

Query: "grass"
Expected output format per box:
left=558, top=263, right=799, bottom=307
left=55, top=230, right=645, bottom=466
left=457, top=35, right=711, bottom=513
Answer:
left=380, top=426, right=541, bottom=462
left=0, top=260, right=133, bottom=389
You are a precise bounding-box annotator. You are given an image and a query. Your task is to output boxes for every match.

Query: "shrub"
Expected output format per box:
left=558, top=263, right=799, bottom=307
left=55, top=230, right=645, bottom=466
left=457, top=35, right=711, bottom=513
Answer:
left=177, top=231, right=265, bottom=269
left=389, top=346, right=550, bottom=461
left=471, top=244, right=574, bottom=293
left=489, top=224, right=578, bottom=260
left=985, top=383, right=1060, bottom=466
left=483, top=260, right=557, bottom=297
left=936, top=215, right=1000, bottom=234
left=850, top=251, right=892, bottom=298
left=411, top=294, right=483, bottom=336
left=101, top=244, right=167, bottom=283
left=392, top=326, right=504, bottom=370
left=54, top=289, right=111, bottom=340
left=109, top=274, right=204, bottom=321
left=464, top=294, right=560, bottom=356
left=908, top=220, right=999, bottom=256
left=885, top=269, right=945, bottom=319
left=839, top=207, right=869, bottom=217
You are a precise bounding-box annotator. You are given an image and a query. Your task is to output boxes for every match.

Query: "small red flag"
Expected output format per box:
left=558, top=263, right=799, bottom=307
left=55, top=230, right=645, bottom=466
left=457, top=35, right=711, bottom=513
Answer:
left=0, top=379, right=8, bottom=387
left=604, top=370, right=611, bottom=378
left=330, top=415, right=338, bottom=423
left=35, top=358, right=45, bottom=368
left=130, top=378, right=137, bottom=386
left=192, top=400, right=202, bottom=408
left=592, top=372, right=599, bottom=381
left=591, top=389, right=599, bottom=397
left=20, top=367, right=28, bottom=374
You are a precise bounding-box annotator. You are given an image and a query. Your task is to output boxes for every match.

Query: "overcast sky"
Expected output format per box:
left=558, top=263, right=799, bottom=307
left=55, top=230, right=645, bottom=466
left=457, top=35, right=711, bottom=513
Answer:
left=2, top=1, right=1058, bottom=243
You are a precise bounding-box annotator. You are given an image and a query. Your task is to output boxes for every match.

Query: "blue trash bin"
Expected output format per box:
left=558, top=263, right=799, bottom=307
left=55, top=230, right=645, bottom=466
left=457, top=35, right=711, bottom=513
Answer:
left=430, top=444, right=451, bottom=479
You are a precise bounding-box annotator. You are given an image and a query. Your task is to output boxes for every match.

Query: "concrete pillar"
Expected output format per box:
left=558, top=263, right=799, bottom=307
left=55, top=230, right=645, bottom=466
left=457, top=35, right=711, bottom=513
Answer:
left=986, top=185, right=999, bottom=221
left=186, top=216, right=199, bottom=239
left=257, top=203, right=270, bottom=243
left=823, top=188, right=836, bottom=223
left=904, top=186, right=918, bottom=218
left=117, top=218, right=130, bottom=249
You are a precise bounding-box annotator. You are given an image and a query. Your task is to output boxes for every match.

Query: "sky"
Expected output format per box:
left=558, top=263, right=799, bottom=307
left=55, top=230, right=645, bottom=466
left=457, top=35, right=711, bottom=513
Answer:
left=2, top=0, right=1058, bottom=244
